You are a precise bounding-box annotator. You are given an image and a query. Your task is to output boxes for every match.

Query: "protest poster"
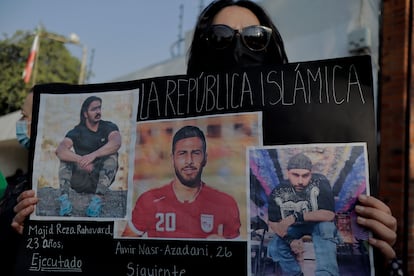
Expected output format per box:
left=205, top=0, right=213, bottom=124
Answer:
left=16, top=55, right=376, bottom=275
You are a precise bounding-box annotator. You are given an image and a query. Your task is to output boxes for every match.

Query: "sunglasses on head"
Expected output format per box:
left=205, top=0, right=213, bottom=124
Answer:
left=206, top=24, right=272, bottom=51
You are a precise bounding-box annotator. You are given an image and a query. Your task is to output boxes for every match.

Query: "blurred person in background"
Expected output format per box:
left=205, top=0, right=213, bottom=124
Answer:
left=0, top=91, right=33, bottom=276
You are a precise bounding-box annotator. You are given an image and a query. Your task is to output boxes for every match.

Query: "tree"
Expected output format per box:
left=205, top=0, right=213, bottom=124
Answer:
left=0, top=29, right=84, bottom=115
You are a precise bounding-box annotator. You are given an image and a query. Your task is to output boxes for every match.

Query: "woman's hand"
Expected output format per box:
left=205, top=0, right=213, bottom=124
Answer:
left=355, top=194, right=397, bottom=260
left=11, top=189, right=38, bottom=234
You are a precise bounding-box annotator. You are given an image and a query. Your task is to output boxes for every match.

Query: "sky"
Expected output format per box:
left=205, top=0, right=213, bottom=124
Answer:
left=0, top=0, right=209, bottom=83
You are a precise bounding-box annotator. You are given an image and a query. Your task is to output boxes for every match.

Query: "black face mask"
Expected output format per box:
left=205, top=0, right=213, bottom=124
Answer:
left=206, top=36, right=267, bottom=72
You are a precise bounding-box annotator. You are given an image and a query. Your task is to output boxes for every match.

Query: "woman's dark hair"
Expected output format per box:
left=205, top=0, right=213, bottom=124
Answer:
left=79, top=96, right=101, bottom=126
left=186, top=0, right=288, bottom=74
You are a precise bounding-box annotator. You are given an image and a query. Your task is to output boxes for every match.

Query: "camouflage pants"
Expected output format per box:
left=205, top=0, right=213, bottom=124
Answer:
left=59, top=153, right=118, bottom=195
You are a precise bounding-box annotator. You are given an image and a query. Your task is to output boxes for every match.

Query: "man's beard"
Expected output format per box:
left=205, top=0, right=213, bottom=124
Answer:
left=87, top=115, right=101, bottom=125
left=174, top=166, right=203, bottom=188
left=293, top=185, right=307, bottom=197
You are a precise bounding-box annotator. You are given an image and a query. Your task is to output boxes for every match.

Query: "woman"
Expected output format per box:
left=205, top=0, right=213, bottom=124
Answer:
left=187, top=0, right=288, bottom=74
left=13, top=0, right=400, bottom=274
left=184, top=0, right=399, bottom=273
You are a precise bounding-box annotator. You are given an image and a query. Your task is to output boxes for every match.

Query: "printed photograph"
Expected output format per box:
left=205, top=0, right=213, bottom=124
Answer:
left=117, top=112, right=262, bottom=240
left=248, top=143, right=372, bottom=276
left=31, top=90, right=139, bottom=220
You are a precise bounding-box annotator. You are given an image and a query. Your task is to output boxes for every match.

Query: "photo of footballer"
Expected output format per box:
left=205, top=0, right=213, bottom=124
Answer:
left=121, top=112, right=262, bottom=239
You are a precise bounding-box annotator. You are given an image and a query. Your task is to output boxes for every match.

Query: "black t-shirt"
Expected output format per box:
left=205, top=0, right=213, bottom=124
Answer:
left=65, top=120, right=119, bottom=156
left=268, top=173, right=335, bottom=222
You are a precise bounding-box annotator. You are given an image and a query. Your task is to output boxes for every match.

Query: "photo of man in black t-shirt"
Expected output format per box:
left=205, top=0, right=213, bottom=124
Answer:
left=266, top=152, right=339, bottom=275
left=55, top=95, right=121, bottom=217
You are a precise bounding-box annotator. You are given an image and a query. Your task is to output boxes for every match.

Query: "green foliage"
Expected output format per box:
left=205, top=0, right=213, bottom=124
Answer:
left=0, top=29, right=83, bottom=115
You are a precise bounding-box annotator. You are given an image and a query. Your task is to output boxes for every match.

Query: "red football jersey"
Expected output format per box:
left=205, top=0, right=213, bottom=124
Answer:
left=131, top=181, right=241, bottom=239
